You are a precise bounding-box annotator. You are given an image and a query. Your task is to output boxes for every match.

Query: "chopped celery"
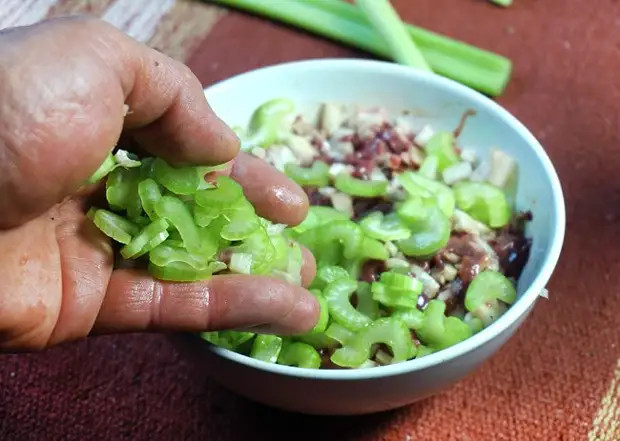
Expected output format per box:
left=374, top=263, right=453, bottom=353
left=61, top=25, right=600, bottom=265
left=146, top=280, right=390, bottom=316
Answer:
left=120, top=218, right=169, bottom=259
left=106, top=167, right=142, bottom=219
left=277, top=341, right=321, bottom=369
left=308, top=290, right=329, bottom=334
left=356, top=281, right=380, bottom=320
left=465, top=270, right=516, bottom=326
left=424, top=132, right=460, bottom=171
left=335, top=173, right=388, bottom=197
left=138, top=178, right=163, bottom=220
left=195, top=176, right=243, bottom=208
left=153, top=158, right=201, bottom=195
left=396, top=198, right=451, bottom=258
left=93, top=209, right=139, bottom=244
left=371, top=271, right=422, bottom=309
left=201, top=331, right=255, bottom=350
left=313, top=265, right=351, bottom=289
left=359, top=211, right=411, bottom=241
left=245, top=98, right=295, bottom=148
left=155, top=195, right=203, bottom=254
left=331, top=318, right=414, bottom=368
left=323, top=278, right=372, bottom=331
left=397, top=171, right=455, bottom=218
left=453, top=181, right=511, bottom=228
left=416, top=300, right=472, bottom=350
left=360, top=237, right=389, bottom=261
left=325, top=322, right=356, bottom=345
left=250, top=335, right=283, bottom=363
left=285, top=161, right=330, bottom=187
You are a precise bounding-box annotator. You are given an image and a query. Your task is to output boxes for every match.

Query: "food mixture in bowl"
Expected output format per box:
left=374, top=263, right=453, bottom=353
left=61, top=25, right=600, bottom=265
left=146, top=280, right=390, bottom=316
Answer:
left=85, top=97, right=532, bottom=370
left=202, top=99, right=532, bottom=369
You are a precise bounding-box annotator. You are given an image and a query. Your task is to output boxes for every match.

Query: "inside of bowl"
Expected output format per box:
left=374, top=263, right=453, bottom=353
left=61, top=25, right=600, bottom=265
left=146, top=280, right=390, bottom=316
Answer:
left=205, top=60, right=562, bottom=299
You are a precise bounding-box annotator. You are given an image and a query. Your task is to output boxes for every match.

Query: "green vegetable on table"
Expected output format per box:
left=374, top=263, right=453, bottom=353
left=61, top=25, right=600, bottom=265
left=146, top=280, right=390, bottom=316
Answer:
left=489, top=0, right=513, bottom=7
left=355, top=0, right=431, bottom=71
left=209, top=0, right=512, bottom=96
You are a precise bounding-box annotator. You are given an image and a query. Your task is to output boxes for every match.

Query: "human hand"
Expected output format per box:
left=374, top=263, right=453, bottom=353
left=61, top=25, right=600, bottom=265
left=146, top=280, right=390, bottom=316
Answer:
left=0, top=17, right=318, bottom=351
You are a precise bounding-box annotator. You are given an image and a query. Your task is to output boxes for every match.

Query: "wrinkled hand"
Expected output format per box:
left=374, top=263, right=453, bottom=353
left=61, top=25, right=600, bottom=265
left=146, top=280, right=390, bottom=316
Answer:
left=0, top=17, right=318, bottom=351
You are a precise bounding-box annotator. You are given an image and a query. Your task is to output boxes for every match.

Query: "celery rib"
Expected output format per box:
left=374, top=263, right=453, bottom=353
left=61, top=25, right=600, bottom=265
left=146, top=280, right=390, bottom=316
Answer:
left=209, top=0, right=512, bottom=96
left=355, top=0, right=431, bottom=71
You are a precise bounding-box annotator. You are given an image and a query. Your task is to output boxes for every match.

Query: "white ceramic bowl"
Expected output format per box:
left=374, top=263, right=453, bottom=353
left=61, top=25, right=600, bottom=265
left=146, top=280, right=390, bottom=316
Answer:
left=186, top=59, right=565, bottom=415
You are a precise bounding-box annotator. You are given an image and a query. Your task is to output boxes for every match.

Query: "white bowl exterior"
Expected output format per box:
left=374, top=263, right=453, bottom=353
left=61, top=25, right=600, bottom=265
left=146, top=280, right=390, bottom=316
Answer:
left=199, top=60, right=565, bottom=414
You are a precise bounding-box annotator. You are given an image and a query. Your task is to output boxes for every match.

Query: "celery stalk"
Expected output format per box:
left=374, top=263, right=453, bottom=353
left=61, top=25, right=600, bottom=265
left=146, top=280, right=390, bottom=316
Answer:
left=490, top=0, right=513, bottom=6
left=209, top=0, right=512, bottom=96
left=355, top=0, right=430, bottom=71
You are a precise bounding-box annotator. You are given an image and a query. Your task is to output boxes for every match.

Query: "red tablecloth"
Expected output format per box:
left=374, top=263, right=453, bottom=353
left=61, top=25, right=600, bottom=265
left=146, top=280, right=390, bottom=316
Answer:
left=1, top=1, right=619, bottom=440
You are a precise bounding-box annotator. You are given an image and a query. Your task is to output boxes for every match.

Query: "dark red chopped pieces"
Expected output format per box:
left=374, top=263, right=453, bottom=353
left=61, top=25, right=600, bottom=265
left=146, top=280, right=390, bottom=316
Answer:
left=303, top=187, right=332, bottom=207
left=361, top=260, right=387, bottom=283
left=491, top=232, right=532, bottom=279
left=352, top=197, right=392, bottom=220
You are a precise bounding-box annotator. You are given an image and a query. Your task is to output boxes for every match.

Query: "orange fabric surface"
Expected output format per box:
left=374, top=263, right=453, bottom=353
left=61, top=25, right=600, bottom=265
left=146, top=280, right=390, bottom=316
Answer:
left=1, top=1, right=619, bottom=440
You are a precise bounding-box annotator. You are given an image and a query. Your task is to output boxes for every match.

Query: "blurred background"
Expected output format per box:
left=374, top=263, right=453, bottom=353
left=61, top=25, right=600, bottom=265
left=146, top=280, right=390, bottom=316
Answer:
left=0, top=1, right=619, bottom=440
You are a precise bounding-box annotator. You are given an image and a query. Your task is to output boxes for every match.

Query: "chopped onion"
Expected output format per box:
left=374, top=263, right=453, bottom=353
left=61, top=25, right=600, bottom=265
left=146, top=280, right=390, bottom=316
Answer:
left=328, top=140, right=354, bottom=159
left=488, top=148, right=517, bottom=188
left=330, top=192, right=354, bottom=217
left=291, top=118, right=316, bottom=137
left=413, top=124, right=435, bottom=146
left=395, top=115, right=414, bottom=137
left=358, top=360, right=379, bottom=369
left=375, top=349, right=393, bottom=365
left=408, top=146, right=424, bottom=165
left=265, top=145, right=298, bottom=172
left=369, top=168, right=389, bottom=181
left=470, top=160, right=491, bottom=182
left=250, top=147, right=266, bottom=159
left=386, top=257, right=410, bottom=269
left=442, top=264, right=458, bottom=282
left=114, top=149, right=141, bottom=168
left=319, top=103, right=344, bottom=135
left=453, top=209, right=493, bottom=237
left=460, top=148, right=477, bottom=163
left=329, top=162, right=354, bottom=178
left=410, top=264, right=440, bottom=298
left=437, top=289, right=454, bottom=302
left=283, top=134, right=318, bottom=165
left=442, top=161, right=473, bottom=185
left=384, top=241, right=399, bottom=257
left=318, top=186, right=336, bottom=197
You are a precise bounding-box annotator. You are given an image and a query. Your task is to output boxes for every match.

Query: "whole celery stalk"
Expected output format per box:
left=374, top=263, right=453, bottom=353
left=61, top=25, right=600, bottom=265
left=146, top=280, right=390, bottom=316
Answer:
left=209, top=0, right=512, bottom=96
left=355, top=0, right=431, bottom=71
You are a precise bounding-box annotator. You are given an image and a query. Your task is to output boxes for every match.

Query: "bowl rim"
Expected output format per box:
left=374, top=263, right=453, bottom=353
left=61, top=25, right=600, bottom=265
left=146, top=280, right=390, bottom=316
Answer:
left=201, top=58, right=566, bottom=380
